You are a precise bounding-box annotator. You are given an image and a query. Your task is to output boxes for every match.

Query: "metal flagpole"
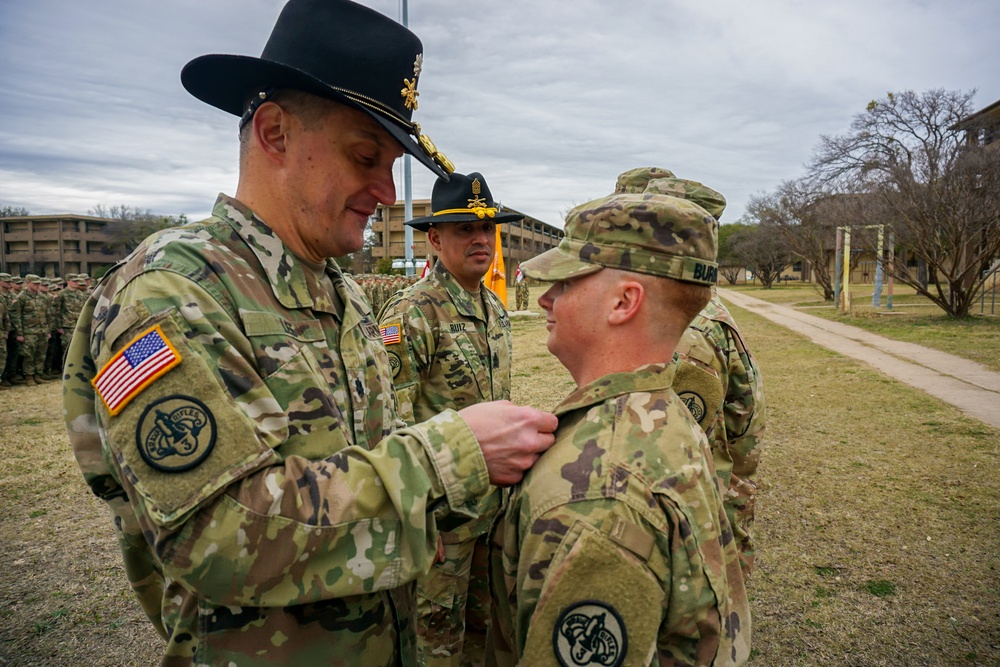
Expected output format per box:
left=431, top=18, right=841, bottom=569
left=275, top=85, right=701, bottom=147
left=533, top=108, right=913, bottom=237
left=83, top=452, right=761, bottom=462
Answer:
left=401, top=0, right=414, bottom=276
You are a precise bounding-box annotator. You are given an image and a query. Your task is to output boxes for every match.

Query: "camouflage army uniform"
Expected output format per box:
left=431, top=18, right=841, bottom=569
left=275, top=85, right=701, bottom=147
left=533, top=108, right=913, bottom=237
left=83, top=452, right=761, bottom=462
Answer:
left=58, top=277, right=89, bottom=336
left=63, top=195, right=494, bottom=666
left=514, top=279, right=530, bottom=311
left=379, top=261, right=512, bottom=667
left=488, top=189, right=750, bottom=667
left=490, top=364, right=750, bottom=667
left=12, top=276, right=50, bottom=381
left=674, top=293, right=765, bottom=579
left=0, top=274, right=11, bottom=386
left=617, top=169, right=765, bottom=580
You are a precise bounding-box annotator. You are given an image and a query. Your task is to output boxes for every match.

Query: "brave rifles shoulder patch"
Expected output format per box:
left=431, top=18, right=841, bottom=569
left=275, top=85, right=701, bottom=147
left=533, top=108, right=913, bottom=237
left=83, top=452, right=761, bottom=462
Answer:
left=678, top=391, right=707, bottom=423
left=387, top=350, right=403, bottom=379
left=135, top=395, right=217, bottom=473
left=93, top=324, right=182, bottom=416
left=554, top=600, right=627, bottom=667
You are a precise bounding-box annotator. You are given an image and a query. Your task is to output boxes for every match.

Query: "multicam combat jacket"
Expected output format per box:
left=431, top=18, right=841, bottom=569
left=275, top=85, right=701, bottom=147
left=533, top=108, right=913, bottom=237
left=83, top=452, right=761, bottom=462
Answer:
left=378, top=262, right=511, bottom=541
left=673, top=294, right=765, bottom=578
left=489, top=363, right=750, bottom=667
left=12, top=289, right=49, bottom=335
left=63, top=194, right=491, bottom=666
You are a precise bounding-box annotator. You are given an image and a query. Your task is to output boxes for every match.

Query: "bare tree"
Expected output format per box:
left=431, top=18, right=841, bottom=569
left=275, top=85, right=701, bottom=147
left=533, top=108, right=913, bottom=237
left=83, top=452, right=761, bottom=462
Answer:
left=718, top=223, right=747, bottom=285
left=0, top=205, right=30, bottom=217
left=808, top=89, right=1000, bottom=318
left=89, top=204, right=185, bottom=254
left=729, top=222, right=791, bottom=288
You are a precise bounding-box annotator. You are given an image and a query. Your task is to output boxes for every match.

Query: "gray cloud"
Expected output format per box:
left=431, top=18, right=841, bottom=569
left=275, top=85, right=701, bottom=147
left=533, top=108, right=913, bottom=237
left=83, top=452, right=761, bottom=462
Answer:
left=1, top=0, right=997, bottom=227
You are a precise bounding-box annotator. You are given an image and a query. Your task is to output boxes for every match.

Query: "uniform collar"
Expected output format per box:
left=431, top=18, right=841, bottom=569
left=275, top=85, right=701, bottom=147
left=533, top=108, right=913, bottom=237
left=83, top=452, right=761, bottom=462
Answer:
left=430, top=262, right=484, bottom=319
left=214, top=194, right=343, bottom=313
left=554, top=362, right=678, bottom=417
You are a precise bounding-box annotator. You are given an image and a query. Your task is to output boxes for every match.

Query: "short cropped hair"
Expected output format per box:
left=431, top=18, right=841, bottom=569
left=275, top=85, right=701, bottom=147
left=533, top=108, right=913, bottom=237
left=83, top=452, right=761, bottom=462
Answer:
left=238, top=89, right=343, bottom=156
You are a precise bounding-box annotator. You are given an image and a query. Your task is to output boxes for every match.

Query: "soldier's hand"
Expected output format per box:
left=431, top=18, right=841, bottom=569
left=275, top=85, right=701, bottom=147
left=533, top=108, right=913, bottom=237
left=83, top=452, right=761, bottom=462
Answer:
left=459, top=401, right=558, bottom=486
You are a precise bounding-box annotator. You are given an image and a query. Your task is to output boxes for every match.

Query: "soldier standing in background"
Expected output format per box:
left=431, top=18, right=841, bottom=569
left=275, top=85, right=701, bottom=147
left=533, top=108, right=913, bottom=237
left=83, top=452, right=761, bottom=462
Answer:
left=489, top=186, right=750, bottom=666
left=615, top=168, right=766, bottom=580
left=379, top=172, right=522, bottom=667
left=62, top=1, right=556, bottom=663
left=12, top=274, right=50, bottom=387
left=58, top=274, right=90, bottom=368
left=514, top=267, right=530, bottom=311
left=43, top=277, right=64, bottom=379
left=0, top=273, right=11, bottom=389
left=4, top=277, right=24, bottom=384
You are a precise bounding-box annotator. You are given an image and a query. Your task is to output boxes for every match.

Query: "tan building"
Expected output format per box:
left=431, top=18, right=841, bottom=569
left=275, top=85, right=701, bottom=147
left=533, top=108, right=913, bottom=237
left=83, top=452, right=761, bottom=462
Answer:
left=0, top=214, right=124, bottom=278
left=370, top=199, right=563, bottom=269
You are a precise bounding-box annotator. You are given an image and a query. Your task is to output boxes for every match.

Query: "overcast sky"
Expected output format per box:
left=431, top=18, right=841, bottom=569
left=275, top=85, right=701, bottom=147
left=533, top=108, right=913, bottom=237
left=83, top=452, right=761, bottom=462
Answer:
left=2, top=0, right=998, bottom=229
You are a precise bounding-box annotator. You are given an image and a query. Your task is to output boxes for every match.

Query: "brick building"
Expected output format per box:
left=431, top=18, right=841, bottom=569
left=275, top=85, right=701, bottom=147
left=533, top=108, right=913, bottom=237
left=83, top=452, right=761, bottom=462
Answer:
left=0, top=214, right=124, bottom=278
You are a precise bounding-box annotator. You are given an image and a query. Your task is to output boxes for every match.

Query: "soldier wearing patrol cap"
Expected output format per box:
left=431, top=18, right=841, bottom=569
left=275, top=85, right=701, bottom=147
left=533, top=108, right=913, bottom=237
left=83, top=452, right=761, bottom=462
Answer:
left=488, top=181, right=751, bottom=666
left=379, top=172, right=522, bottom=666
left=617, top=168, right=766, bottom=581
left=0, top=273, right=12, bottom=388
left=13, top=274, right=51, bottom=386
left=62, top=1, right=557, bottom=664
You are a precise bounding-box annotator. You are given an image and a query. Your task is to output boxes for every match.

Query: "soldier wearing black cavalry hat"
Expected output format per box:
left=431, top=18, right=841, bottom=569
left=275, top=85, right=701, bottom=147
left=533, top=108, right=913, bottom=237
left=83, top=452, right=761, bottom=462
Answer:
left=379, top=172, right=522, bottom=666
left=62, top=1, right=557, bottom=664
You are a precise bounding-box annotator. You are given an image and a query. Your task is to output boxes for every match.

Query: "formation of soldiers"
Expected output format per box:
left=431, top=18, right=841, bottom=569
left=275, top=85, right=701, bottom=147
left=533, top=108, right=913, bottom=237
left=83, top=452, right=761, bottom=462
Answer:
left=0, top=272, right=93, bottom=388
left=352, top=272, right=421, bottom=316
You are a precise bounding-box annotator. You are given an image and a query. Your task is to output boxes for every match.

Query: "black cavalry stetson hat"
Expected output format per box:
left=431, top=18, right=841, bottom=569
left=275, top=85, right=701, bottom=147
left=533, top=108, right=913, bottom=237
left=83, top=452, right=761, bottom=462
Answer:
left=180, top=0, right=452, bottom=178
left=406, top=172, right=524, bottom=232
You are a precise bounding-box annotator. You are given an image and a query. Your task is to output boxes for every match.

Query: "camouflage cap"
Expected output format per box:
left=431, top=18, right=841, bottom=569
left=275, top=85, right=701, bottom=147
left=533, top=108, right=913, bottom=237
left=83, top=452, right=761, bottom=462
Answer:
left=11, top=277, right=23, bottom=284
left=520, top=192, right=719, bottom=285
left=644, top=177, right=727, bottom=220
left=614, top=167, right=676, bottom=194
left=24, top=274, right=41, bottom=284
left=0, top=272, right=11, bottom=281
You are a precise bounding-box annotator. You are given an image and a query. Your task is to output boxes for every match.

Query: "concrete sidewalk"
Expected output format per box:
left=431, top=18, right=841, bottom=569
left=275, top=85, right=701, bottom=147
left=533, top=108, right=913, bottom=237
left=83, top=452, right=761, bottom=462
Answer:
left=718, top=288, right=1000, bottom=429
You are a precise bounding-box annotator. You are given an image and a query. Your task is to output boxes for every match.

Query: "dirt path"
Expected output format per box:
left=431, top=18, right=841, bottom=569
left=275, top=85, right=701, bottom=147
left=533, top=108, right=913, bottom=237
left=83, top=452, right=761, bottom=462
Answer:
left=719, top=288, right=1000, bottom=429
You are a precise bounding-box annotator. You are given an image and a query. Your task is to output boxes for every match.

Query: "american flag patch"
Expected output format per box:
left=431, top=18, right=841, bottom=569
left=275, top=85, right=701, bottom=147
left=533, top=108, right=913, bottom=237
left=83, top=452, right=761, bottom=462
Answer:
left=381, top=323, right=401, bottom=345
left=92, top=324, right=182, bottom=416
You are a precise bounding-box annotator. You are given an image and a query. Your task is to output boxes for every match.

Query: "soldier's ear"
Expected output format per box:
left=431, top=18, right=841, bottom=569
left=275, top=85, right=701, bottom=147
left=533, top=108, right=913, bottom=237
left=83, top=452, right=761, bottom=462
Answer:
left=252, top=102, right=290, bottom=165
left=426, top=226, right=443, bottom=252
left=607, top=279, right=644, bottom=326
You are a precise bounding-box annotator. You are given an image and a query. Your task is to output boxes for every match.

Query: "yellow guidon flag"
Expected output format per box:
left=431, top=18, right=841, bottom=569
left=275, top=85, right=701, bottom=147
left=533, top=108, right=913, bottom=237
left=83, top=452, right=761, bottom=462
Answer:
left=483, top=225, right=507, bottom=307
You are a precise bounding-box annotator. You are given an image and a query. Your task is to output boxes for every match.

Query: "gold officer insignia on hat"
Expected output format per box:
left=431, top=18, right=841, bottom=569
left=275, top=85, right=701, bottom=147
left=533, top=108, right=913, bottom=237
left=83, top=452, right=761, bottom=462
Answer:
left=401, top=53, right=423, bottom=110
left=468, top=178, right=487, bottom=208
left=401, top=78, right=419, bottom=110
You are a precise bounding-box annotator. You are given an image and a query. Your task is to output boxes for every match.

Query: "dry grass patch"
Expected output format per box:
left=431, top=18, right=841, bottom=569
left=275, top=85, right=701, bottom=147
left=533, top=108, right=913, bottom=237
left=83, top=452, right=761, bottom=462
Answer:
left=0, top=381, right=163, bottom=666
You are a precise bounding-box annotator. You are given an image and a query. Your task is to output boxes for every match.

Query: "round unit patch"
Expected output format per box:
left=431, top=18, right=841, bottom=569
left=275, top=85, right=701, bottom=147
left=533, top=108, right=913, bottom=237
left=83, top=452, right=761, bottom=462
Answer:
left=553, top=600, right=627, bottom=667
left=136, top=395, right=217, bottom=473
left=678, top=391, right=707, bottom=423
left=387, top=351, right=402, bottom=379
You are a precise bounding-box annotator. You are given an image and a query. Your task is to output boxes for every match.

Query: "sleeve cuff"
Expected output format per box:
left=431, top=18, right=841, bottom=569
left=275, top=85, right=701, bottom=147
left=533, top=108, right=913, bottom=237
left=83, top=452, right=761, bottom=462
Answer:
left=413, top=409, right=490, bottom=518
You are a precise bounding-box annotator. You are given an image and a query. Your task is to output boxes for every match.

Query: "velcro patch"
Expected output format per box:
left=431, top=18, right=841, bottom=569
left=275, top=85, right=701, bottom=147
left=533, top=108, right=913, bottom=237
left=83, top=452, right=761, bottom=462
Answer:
left=93, top=324, right=181, bottom=416
left=523, top=521, right=663, bottom=667
left=673, top=360, right=724, bottom=429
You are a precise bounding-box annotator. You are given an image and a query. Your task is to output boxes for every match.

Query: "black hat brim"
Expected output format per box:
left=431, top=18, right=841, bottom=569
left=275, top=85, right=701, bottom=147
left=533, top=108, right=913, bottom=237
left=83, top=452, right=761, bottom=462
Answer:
left=405, top=211, right=524, bottom=232
left=181, top=54, right=447, bottom=179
